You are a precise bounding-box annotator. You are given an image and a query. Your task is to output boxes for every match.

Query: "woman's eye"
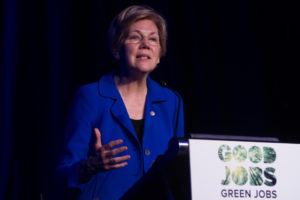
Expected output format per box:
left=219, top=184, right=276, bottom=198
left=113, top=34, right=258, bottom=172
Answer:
left=150, top=37, right=158, bottom=42
left=129, top=35, right=140, bottom=40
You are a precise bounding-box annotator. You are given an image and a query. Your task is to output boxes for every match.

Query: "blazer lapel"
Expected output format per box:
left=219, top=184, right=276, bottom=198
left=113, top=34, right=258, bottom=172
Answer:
left=98, top=72, right=137, bottom=138
left=143, top=77, right=169, bottom=140
left=110, top=99, right=136, bottom=137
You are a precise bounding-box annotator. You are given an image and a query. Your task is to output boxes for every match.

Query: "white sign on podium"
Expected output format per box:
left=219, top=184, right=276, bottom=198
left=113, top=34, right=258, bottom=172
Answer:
left=189, top=138, right=300, bottom=200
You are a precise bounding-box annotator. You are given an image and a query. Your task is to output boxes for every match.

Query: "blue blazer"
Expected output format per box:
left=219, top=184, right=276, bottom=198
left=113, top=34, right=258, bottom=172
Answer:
left=58, top=72, right=184, bottom=200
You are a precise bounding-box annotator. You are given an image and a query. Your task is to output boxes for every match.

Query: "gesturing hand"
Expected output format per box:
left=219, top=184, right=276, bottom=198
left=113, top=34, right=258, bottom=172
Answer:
left=93, top=128, right=130, bottom=170
left=79, top=128, right=130, bottom=183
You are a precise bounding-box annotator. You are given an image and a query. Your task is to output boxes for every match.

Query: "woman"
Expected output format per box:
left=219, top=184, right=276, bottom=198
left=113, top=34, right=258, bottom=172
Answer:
left=58, top=5, right=184, bottom=200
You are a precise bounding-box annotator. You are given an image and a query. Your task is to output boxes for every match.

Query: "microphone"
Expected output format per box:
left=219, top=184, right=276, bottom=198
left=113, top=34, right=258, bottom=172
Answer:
left=159, top=80, right=182, bottom=138
left=159, top=80, right=168, bottom=87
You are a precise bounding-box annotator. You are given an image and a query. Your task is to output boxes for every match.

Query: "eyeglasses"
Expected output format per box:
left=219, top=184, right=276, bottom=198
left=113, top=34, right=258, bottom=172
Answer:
left=125, top=33, right=160, bottom=46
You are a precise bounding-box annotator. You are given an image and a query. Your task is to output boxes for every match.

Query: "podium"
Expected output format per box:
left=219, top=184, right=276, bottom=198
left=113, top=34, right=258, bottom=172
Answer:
left=122, top=134, right=300, bottom=200
left=121, top=138, right=191, bottom=200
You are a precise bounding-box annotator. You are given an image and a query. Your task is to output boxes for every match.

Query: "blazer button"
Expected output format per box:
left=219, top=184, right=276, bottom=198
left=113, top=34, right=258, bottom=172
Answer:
left=150, top=111, right=155, bottom=116
left=144, top=149, right=151, bottom=156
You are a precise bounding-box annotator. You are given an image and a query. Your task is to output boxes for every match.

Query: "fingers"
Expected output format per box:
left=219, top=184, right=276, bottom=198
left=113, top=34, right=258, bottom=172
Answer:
left=113, top=155, right=131, bottom=163
left=109, top=146, right=128, bottom=156
left=112, top=162, right=128, bottom=169
left=94, top=128, right=102, bottom=150
left=99, top=147, right=131, bottom=170
left=92, top=129, right=130, bottom=171
left=103, top=139, right=124, bottom=150
left=104, top=161, right=129, bottom=170
left=96, top=145, right=129, bottom=161
left=104, top=154, right=131, bottom=165
left=103, top=155, right=131, bottom=170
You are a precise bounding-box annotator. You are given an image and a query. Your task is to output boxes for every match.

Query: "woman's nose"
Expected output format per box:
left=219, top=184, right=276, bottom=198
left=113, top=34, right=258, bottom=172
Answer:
left=139, top=39, right=150, bottom=49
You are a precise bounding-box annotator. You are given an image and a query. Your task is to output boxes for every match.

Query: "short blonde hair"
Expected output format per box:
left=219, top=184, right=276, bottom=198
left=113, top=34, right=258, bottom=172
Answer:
left=108, top=5, right=167, bottom=57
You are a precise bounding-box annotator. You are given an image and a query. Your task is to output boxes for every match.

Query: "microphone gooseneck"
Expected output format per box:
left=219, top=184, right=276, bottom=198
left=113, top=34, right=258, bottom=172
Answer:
left=159, top=80, right=182, bottom=138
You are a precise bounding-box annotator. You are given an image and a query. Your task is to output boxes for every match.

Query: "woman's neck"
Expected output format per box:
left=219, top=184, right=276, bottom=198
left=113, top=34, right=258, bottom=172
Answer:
left=114, top=69, right=148, bottom=95
left=114, top=75, right=147, bottom=98
left=114, top=70, right=148, bottom=120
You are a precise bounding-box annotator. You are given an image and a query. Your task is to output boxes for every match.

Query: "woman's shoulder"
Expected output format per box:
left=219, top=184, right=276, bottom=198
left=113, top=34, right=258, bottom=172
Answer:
left=74, top=72, right=110, bottom=93
left=75, top=82, right=98, bottom=97
left=147, top=77, right=183, bottom=103
left=74, top=72, right=117, bottom=101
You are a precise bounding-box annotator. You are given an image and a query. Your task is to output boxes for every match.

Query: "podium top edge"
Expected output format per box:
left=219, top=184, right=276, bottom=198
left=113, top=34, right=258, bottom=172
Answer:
left=188, top=133, right=279, bottom=142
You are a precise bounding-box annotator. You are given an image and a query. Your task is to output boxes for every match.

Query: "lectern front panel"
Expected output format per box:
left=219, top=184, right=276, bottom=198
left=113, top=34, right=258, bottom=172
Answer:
left=189, top=139, right=300, bottom=200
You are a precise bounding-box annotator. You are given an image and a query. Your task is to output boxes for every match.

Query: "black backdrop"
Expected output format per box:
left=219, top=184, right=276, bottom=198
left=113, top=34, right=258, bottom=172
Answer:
left=1, top=0, right=299, bottom=199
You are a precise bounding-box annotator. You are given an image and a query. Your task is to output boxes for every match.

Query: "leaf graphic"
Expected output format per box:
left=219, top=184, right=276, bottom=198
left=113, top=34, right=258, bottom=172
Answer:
left=233, top=145, right=247, bottom=162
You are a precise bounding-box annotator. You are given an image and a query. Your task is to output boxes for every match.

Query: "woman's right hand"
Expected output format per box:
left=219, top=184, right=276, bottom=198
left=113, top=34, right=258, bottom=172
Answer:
left=79, top=128, right=130, bottom=183
left=92, top=128, right=131, bottom=170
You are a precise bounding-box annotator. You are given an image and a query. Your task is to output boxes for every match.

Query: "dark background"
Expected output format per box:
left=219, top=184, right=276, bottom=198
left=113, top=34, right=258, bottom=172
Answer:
left=1, top=0, right=299, bottom=199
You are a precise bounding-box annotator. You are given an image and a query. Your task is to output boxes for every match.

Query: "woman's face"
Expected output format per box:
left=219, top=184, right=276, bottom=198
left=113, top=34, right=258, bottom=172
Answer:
left=117, top=19, right=161, bottom=75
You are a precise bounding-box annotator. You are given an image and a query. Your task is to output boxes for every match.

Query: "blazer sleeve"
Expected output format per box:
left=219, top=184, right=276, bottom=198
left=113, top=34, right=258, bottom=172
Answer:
left=56, top=86, right=94, bottom=192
